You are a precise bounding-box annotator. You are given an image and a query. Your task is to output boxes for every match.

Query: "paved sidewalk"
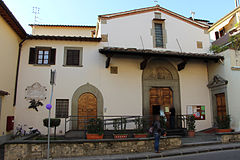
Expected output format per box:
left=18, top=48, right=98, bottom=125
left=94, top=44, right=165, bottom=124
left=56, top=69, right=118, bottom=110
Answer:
left=51, top=142, right=240, bottom=160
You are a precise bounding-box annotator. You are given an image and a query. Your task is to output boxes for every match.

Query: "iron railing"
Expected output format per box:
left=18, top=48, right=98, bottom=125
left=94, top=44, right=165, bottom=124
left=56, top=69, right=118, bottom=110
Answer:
left=64, top=115, right=188, bottom=134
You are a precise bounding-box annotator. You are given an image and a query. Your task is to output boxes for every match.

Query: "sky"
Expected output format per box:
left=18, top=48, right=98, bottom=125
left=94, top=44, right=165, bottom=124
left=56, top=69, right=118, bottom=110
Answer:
left=3, top=0, right=237, bottom=34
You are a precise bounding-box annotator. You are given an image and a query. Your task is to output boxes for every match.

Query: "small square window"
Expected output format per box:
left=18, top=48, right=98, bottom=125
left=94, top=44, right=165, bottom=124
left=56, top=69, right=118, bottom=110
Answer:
left=64, top=47, right=83, bottom=67
left=197, top=41, right=203, bottom=49
left=56, top=99, right=69, bottom=118
left=110, top=66, right=118, bottom=74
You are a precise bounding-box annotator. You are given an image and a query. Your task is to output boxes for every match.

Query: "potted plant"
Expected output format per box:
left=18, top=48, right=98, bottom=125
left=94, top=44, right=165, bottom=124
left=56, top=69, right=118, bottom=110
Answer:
left=133, top=117, right=147, bottom=138
left=113, top=118, right=128, bottom=139
left=86, top=118, right=104, bottom=139
left=216, top=115, right=232, bottom=133
left=186, top=115, right=196, bottom=137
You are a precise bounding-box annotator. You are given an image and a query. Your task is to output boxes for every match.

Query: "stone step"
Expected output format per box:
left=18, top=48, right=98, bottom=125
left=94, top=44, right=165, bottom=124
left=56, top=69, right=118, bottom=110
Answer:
left=65, top=130, right=86, bottom=138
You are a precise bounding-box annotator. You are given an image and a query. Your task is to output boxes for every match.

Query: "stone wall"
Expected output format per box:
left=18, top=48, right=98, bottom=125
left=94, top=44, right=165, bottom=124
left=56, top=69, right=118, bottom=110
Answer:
left=4, top=137, right=181, bottom=160
left=219, top=132, right=240, bottom=143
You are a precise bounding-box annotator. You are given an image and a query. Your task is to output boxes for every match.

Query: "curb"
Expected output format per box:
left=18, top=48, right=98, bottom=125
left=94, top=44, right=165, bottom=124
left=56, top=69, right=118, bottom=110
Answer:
left=182, top=141, right=221, bottom=147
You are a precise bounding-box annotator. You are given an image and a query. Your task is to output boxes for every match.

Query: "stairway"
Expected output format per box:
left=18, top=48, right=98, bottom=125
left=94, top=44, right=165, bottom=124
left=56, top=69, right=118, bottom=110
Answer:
left=181, top=132, right=220, bottom=144
left=166, top=128, right=187, bottom=136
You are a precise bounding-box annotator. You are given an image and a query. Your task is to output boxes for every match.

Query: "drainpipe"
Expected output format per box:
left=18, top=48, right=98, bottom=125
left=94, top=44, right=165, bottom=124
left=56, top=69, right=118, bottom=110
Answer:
left=13, top=37, right=28, bottom=106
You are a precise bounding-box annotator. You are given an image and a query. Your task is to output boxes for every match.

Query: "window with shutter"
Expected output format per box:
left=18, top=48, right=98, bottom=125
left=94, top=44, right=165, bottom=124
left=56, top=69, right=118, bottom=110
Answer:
left=64, top=47, right=83, bottom=67
left=28, top=47, right=56, bottom=65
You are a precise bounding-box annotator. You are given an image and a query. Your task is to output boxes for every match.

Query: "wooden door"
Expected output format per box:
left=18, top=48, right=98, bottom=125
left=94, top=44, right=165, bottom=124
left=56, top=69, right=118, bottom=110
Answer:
left=150, top=87, right=173, bottom=128
left=216, top=93, right=226, bottom=118
left=78, top=93, right=97, bottom=130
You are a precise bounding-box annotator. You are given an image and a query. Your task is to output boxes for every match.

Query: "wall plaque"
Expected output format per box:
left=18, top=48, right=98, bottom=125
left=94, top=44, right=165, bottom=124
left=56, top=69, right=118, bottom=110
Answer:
left=25, top=82, right=47, bottom=101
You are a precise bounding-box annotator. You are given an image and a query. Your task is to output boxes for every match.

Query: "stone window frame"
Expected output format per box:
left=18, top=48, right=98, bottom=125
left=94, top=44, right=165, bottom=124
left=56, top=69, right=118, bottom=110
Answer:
left=55, top=99, right=69, bottom=118
left=63, top=47, right=83, bottom=67
left=152, top=19, right=167, bottom=48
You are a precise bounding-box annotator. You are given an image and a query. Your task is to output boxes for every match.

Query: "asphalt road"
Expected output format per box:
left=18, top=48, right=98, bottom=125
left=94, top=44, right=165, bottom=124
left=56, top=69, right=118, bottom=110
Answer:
left=151, top=149, right=240, bottom=160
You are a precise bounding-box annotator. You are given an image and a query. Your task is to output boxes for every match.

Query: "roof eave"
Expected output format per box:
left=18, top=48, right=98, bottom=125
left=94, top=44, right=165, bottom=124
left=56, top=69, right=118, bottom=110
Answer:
left=99, top=48, right=223, bottom=61
left=26, top=35, right=101, bottom=42
left=29, top=24, right=96, bottom=28
left=0, top=0, right=27, bottom=39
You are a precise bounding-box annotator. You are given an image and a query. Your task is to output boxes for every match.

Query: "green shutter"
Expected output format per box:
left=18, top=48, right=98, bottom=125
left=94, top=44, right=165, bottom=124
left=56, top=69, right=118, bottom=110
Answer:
left=50, top=49, right=56, bottom=65
left=29, top=48, right=36, bottom=64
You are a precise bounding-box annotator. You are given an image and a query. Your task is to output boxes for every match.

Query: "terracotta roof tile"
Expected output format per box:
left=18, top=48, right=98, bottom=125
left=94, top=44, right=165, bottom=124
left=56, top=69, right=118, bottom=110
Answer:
left=29, top=24, right=96, bottom=28
left=99, top=47, right=223, bottom=61
left=27, top=35, right=101, bottom=42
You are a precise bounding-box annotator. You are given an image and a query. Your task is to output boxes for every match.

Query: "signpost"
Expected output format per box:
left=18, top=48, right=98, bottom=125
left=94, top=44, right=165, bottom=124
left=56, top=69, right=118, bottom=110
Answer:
left=46, top=69, right=56, bottom=159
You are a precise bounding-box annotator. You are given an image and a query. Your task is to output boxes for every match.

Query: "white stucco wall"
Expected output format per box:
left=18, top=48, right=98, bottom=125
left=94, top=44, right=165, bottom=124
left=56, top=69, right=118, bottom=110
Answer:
left=100, top=11, right=210, bottom=53
left=208, top=49, right=240, bottom=131
left=0, top=15, right=20, bottom=137
left=31, top=26, right=95, bottom=37
left=15, top=40, right=144, bottom=135
left=16, top=40, right=211, bottom=134
left=178, top=60, right=212, bottom=131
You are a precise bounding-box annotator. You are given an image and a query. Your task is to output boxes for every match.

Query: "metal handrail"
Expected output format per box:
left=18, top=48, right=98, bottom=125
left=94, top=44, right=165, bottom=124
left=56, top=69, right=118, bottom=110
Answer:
left=64, top=115, right=187, bottom=134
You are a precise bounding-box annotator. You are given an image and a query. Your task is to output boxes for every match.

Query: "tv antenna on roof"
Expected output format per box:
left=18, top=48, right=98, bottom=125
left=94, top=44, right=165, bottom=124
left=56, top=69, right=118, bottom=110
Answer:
left=154, top=0, right=159, bottom=5
left=190, top=11, right=195, bottom=20
left=32, top=6, right=40, bottom=24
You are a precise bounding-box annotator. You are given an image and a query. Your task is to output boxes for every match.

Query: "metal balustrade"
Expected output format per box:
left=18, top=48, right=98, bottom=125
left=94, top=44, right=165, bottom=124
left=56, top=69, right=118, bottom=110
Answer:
left=64, top=115, right=188, bottom=135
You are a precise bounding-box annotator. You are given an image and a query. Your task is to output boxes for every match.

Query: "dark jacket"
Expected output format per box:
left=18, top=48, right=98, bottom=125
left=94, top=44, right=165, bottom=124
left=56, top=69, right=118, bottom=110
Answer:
left=153, top=120, right=161, bottom=134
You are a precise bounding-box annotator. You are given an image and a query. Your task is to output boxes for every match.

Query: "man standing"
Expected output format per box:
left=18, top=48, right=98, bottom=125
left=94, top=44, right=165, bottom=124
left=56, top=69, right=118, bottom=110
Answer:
left=170, top=106, right=175, bottom=129
left=153, top=115, right=161, bottom=153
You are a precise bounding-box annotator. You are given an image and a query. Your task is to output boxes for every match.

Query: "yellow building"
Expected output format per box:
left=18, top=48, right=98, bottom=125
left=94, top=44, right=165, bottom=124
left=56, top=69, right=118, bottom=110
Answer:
left=0, top=0, right=26, bottom=143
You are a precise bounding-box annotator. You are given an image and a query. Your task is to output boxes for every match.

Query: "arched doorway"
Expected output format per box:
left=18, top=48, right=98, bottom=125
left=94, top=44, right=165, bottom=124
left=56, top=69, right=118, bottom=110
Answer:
left=142, top=59, right=181, bottom=128
left=72, top=83, right=103, bottom=130
left=78, top=93, right=97, bottom=129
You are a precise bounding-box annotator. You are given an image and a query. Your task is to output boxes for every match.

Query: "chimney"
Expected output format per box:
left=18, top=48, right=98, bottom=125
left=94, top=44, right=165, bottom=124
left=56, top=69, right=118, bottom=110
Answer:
left=235, top=0, right=240, bottom=7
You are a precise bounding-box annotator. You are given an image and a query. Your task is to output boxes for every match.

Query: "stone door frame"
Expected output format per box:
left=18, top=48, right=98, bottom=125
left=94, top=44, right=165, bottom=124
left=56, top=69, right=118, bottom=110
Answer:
left=142, top=58, right=181, bottom=118
left=207, top=75, right=228, bottom=126
left=71, top=83, right=103, bottom=130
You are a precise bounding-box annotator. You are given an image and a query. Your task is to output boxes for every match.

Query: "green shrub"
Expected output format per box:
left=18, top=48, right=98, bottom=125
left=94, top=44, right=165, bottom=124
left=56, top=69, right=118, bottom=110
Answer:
left=216, top=115, right=231, bottom=129
left=187, top=115, right=196, bottom=131
left=87, top=118, right=104, bottom=135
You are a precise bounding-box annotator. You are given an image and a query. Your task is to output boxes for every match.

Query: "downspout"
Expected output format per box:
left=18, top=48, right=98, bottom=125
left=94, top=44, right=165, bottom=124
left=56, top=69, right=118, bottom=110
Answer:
left=13, top=36, right=28, bottom=106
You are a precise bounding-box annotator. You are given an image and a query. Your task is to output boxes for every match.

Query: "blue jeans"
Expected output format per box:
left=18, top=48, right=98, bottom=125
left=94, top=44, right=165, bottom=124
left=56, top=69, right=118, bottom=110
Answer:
left=154, top=133, right=160, bottom=152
